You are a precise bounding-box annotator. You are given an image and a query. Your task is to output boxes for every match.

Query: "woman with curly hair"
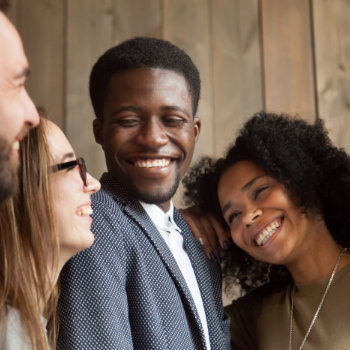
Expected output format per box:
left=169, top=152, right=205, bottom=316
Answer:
left=183, top=112, right=350, bottom=350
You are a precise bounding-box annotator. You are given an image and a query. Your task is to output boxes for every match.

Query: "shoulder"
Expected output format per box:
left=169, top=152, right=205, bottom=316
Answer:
left=225, top=282, right=289, bottom=350
left=0, top=306, right=33, bottom=349
left=226, top=281, right=289, bottom=318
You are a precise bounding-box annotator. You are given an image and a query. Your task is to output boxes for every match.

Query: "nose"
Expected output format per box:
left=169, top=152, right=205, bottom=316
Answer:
left=23, top=88, right=40, bottom=128
left=135, top=117, right=168, bottom=149
left=243, top=208, right=262, bottom=227
left=84, top=172, right=101, bottom=194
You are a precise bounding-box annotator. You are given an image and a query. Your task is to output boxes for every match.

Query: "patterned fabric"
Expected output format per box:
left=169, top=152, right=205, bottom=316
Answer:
left=57, top=173, right=230, bottom=349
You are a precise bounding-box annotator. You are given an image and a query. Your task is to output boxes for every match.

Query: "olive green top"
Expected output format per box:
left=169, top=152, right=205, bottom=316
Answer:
left=225, top=263, right=350, bottom=350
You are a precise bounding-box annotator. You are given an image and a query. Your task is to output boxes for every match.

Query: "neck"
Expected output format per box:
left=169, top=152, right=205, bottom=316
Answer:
left=157, top=200, right=171, bottom=213
left=286, top=232, right=350, bottom=285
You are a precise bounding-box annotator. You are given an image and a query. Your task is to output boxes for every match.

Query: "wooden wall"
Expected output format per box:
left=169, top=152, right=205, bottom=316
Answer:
left=7, top=0, right=350, bottom=194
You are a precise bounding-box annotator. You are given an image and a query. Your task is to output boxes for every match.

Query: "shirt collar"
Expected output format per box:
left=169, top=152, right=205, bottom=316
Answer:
left=139, top=200, right=181, bottom=233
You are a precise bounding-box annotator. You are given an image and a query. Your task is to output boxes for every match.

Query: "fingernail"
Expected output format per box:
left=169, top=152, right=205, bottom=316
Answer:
left=199, top=237, right=204, bottom=246
left=222, top=240, right=229, bottom=250
left=216, top=255, right=222, bottom=264
left=209, top=252, right=215, bottom=262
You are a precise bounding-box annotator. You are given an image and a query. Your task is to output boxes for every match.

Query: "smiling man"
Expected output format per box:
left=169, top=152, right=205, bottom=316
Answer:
left=0, top=1, right=39, bottom=201
left=58, top=37, right=230, bottom=350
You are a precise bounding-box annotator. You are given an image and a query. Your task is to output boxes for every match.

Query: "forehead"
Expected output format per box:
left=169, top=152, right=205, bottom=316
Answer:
left=218, top=161, right=266, bottom=195
left=0, top=13, right=28, bottom=75
left=104, top=68, right=192, bottom=111
left=45, top=121, right=75, bottom=163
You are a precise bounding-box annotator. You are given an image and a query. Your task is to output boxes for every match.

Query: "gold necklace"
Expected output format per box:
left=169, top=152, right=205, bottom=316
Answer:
left=288, top=247, right=347, bottom=350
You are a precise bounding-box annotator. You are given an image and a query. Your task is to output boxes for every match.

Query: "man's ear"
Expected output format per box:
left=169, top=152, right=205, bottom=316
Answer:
left=93, top=118, right=104, bottom=146
left=193, top=117, right=201, bottom=142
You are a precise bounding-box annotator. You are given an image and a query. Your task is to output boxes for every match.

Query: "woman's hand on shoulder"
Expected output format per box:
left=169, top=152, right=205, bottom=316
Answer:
left=179, top=206, right=231, bottom=264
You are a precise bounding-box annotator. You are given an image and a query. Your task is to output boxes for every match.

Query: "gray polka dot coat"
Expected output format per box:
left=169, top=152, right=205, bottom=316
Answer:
left=57, top=173, right=231, bottom=349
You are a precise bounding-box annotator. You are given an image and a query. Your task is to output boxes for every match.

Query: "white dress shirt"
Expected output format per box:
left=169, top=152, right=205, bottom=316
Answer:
left=140, top=201, right=211, bottom=350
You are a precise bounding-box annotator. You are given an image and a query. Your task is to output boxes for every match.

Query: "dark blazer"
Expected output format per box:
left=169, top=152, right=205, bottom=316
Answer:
left=57, top=173, right=230, bottom=349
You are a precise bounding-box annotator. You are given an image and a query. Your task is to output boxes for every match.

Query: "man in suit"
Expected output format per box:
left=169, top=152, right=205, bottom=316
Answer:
left=58, top=37, right=230, bottom=350
left=0, top=0, right=39, bottom=201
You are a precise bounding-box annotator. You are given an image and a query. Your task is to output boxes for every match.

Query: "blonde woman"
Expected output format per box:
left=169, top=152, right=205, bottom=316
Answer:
left=0, top=117, right=100, bottom=349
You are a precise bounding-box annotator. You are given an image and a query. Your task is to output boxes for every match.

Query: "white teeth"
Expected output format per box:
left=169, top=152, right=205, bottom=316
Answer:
left=12, top=140, right=20, bottom=151
left=134, top=158, right=171, bottom=168
left=76, top=207, right=93, bottom=216
left=255, top=221, right=281, bottom=246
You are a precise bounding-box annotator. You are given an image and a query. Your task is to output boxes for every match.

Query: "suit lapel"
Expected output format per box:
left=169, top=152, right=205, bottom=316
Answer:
left=174, top=209, right=220, bottom=349
left=101, top=174, right=207, bottom=348
left=124, top=201, right=206, bottom=344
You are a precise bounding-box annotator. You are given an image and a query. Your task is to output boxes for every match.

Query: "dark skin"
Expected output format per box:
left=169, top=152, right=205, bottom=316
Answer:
left=93, top=67, right=201, bottom=212
left=179, top=207, right=230, bottom=261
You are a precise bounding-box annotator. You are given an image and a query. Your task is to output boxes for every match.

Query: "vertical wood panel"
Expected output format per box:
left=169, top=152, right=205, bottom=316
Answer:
left=163, top=0, right=213, bottom=162
left=261, top=0, right=316, bottom=121
left=162, top=0, right=212, bottom=206
left=6, top=0, right=20, bottom=24
left=112, top=0, right=162, bottom=40
left=66, top=0, right=162, bottom=179
left=313, top=0, right=350, bottom=152
left=212, top=0, right=263, bottom=156
left=17, top=0, right=64, bottom=127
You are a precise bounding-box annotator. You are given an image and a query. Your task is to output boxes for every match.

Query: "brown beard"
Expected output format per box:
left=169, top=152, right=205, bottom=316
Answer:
left=0, top=137, right=17, bottom=202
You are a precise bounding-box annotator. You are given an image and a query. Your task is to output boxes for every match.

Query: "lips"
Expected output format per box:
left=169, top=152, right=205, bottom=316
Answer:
left=254, top=218, right=283, bottom=246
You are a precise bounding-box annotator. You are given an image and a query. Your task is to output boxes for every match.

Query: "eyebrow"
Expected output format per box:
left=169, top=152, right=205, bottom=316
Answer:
left=241, top=175, right=266, bottom=192
left=110, top=105, right=191, bottom=118
left=59, top=152, right=75, bottom=163
left=221, top=175, right=267, bottom=215
left=111, top=106, right=140, bottom=116
left=161, top=105, right=191, bottom=118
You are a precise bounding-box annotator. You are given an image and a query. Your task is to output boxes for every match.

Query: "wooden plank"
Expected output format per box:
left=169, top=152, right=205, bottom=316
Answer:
left=163, top=0, right=214, bottom=161
left=112, top=0, right=162, bottom=40
left=5, top=0, right=20, bottom=25
left=17, top=0, right=64, bottom=128
left=211, top=0, right=263, bottom=156
left=261, top=0, right=316, bottom=121
left=312, top=0, right=350, bottom=152
left=65, top=0, right=162, bottom=179
left=162, top=0, right=212, bottom=207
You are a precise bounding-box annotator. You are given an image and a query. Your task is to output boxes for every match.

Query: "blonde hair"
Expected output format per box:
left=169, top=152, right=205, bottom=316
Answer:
left=0, top=116, right=59, bottom=349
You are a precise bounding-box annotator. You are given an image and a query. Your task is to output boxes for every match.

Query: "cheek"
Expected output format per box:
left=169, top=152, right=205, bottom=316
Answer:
left=230, top=227, right=245, bottom=248
left=105, top=130, right=130, bottom=151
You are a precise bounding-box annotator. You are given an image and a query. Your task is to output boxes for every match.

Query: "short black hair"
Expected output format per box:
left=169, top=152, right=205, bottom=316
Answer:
left=184, top=112, right=350, bottom=293
left=89, top=37, right=201, bottom=120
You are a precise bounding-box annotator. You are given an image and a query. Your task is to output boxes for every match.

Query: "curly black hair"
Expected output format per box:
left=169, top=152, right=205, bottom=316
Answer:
left=183, top=112, right=350, bottom=293
left=89, top=37, right=201, bottom=121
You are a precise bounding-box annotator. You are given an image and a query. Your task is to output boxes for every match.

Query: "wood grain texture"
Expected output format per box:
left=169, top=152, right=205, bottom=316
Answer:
left=261, top=0, right=316, bottom=121
left=163, top=0, right=214, bottom=161
left=313, top=0, right=350, bottom=152
left=17, top=0, right=65, bottom=127
left=5, top=0, right=20, bottom=24
left=211, top=0, right=263, bottom=157
left=65, top=0, right=162, bottom=178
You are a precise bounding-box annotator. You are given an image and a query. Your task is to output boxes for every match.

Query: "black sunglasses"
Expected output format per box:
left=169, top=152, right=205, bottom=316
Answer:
left=51, top=157, right=87, bottom=186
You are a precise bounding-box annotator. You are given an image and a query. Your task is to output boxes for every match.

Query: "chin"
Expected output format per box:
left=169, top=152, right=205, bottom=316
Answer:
left=132, top=179, right=180, bottom=205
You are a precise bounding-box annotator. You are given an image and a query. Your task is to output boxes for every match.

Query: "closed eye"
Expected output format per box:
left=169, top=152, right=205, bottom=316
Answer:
left=163, top=115, right=187, bottom=127
left=115, top=118, right=140, bottom=127
left=254, top=186, right=268, bottom=199
left=227, top=211, right=241, bottom=225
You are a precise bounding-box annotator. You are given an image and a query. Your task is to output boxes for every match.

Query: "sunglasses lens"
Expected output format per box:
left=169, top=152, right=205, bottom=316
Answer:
left=77, top=158, right=87, bottom=186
